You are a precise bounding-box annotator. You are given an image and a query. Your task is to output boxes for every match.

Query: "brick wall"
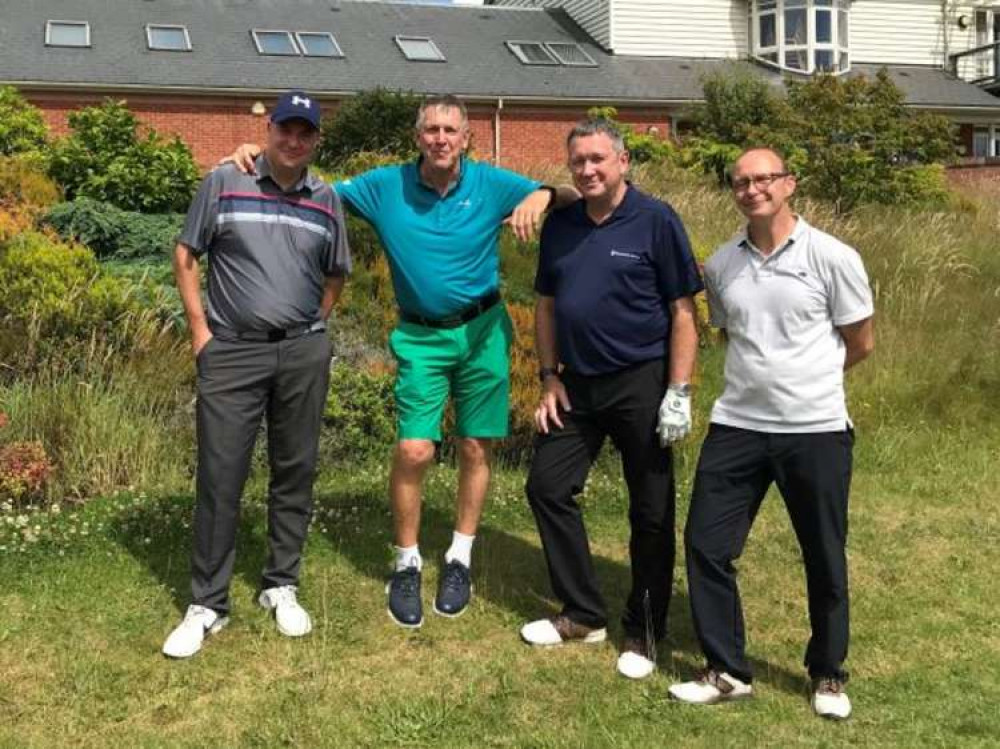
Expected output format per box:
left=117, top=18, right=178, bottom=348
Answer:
left=24, top=90, right=672, bottom=172
left=946, top=160, right=1000, bottom=186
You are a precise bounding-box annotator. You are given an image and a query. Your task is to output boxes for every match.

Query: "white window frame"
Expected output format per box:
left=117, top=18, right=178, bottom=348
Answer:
left=544, top=42, right=597, bottom=67
left=45, top=20, right=91, bottom=48
left=506, top=40, right=559, bottom=66
left=251, top=29, right=300, bottom=56
left=394, top=35, right=446, bottom=62
left=146, top=24, right=192, bottom=52
left=749, top=0, right=850, bottom=76
left=294, top=31, right=344, bottom=58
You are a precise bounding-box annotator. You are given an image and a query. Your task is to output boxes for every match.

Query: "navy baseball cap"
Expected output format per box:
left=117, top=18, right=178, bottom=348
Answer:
left=270, top=90, right=321, bottom=129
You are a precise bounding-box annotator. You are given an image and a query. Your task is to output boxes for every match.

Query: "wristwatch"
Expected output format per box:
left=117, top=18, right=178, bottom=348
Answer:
left=539, top=366, right=559, bottom=382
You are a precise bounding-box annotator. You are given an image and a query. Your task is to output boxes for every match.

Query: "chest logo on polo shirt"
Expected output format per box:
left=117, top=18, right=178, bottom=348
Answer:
left=458, top=198, right=472, bottom=209
left=610, top=250, right=642, bottom=261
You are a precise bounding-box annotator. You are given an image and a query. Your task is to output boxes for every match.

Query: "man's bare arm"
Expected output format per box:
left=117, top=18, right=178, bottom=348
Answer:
left=839, top=317, right=874, bottom=370
left=319, top=276, right=346, bottom=321
left=668, top=297, right=699, bottom=385
left=173, top=243, right=212, bottom=356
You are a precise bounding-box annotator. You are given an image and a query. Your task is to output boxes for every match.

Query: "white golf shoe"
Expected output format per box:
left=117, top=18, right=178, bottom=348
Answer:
left=812, top=677, right=852, bottom=720
left=668, top=669, right=753, bottom=704
left=162, top=604, right=229, bottom=659
left=259, top=585, right=312, bottom=637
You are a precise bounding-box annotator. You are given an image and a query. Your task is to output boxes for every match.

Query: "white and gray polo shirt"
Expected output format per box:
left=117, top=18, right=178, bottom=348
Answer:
left=703, top=217, right=873, bottom=433
left=178, top=156, right=351, bottom=332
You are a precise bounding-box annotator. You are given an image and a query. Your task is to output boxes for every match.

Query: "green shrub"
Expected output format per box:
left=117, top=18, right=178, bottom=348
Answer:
left=317, top=88, right=420, bottom=170
left=0, top=86, right=48, bottom=157
left=322, top=363, right=396, bottom=462
left=47, top=100, right=199, bottom=213
left=0, top=155, right=61, bottom=211
left=43, top=198, right=184, bottom=259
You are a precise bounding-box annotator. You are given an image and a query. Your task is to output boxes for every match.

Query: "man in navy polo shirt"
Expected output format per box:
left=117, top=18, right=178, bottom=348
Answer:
left=520, top=119, right=702, bottom=681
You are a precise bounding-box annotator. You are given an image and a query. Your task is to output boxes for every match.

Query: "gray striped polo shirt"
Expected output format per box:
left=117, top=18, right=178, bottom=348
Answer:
left=178, top=156, right=351, bottom=332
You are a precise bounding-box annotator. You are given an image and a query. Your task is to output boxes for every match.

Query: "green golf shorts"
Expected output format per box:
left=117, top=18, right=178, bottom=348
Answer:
left=388, top=303, right=513, bottom=441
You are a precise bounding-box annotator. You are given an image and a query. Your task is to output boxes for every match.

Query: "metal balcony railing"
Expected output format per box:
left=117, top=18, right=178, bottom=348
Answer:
left=948, top=40, right=1000, bottom=91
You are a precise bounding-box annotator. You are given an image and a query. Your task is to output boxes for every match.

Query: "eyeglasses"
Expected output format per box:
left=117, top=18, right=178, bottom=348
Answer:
left=729, top=172, right=791, bottom=192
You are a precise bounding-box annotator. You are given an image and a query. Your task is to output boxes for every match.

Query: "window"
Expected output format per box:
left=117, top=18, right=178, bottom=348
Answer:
left=506, top=41, right=558, bottom=66
left=394, top=35, right=445, bottom=62
left=146, top=24, right=191, bottom=52
left=749, top=0, right=849, bottom=75
left=252, top=29, right=298, bottom=56
left=295, top=32, right=343, bottom=58
left=45, top=20, right=90, bottom=48
left=545, top=42, right=597, bottom=67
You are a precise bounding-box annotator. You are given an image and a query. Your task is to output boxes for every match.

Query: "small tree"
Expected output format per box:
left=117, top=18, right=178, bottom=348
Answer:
left=317, top=88, right=421, bottom=170
left=47, top=100, right=199, bottom=213
left=585, top=106, right=675, bottom=164
left=0, top=86, right=48, bottom=156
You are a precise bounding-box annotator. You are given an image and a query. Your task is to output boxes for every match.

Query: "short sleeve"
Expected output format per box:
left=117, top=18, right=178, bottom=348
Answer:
left=324, top=190, right=352, bottom=277
left=334, top=168, right=384, bottom=223
left=703, top=267, right=727, bottom=329
left=533, top=214, right=558, bottom=297
left=484, top=164, right=542, bottom=219
left=827, top=246, right=874, bottom=326
left=177, top=170, right=223, bottom=256
left=654, top=207, right=705, bottom=302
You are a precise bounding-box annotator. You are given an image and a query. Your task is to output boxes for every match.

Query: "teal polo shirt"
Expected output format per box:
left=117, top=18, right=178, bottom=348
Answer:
left=335, top=157, right=540, bottom=319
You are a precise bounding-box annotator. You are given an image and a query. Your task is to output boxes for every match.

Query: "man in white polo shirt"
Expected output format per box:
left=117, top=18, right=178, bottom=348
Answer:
left=668, top=147, right=874, bottom=720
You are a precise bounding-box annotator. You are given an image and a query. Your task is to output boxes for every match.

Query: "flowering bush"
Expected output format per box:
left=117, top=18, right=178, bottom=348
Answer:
left=0, top=439, right=53, bottom=505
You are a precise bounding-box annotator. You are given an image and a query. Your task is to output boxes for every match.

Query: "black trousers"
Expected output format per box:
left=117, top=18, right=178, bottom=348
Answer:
left=525, top=359, right=675, bottom=640
left=190, top=332, right=332, bottom=615
left=685, top=423, right=853, bottom=683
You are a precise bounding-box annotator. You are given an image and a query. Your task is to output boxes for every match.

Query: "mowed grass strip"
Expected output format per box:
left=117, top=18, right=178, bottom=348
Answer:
left=3, top=420, right=998, bottom=748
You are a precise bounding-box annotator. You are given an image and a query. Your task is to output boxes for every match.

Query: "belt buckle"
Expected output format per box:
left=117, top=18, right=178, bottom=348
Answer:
left=267, top=329, right=286, bottom=342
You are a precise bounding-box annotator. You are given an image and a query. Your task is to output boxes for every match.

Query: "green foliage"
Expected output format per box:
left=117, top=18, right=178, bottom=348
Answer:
left=318, top=88, right=420, bottom=170
left=43, top=198, right=184, bottom=259
left=47, top=100, right=199, bottom=213
left=586, top=106, right=675, bottom=164
left=687, top=68, right=958, bottom=211
left=0, top=231, right=138, bottom=367
left=0, top=155, right=61, bottom=213
left=0, top=86, right=48, bottom=157
left=322, top=363, right=395, bottom=462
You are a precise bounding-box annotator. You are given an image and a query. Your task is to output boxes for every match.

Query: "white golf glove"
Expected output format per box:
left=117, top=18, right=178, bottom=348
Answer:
left=657, top=384, right=692, bottom=446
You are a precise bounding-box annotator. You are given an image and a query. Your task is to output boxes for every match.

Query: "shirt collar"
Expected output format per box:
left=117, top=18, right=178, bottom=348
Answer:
left=414, top=154, right=466, bottom=196
left=255, top=154, right=317, bottom=194
left=738, top=215, right=808, bottom=257
left=573, top=182, right=638, bottom=226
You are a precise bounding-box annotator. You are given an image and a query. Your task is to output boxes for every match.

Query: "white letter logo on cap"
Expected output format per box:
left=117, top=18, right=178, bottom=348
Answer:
left=292, top=96, right=312, bottom=108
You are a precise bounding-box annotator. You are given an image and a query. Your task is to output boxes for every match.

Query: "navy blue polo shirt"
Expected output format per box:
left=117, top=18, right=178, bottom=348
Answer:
left=534, top=185, right=703, bottom=375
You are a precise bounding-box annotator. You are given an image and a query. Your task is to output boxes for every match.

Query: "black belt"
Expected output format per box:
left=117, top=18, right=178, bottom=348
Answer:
left=399, top=290, right=501, bottom=329
left=210, top=320, right=326, bottom=342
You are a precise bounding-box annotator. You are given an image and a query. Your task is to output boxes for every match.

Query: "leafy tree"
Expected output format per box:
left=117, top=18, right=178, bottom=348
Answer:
left=0, top=86, right=48, bottom=156
left=317, top=88, right=420, bottom=170
left=47, top=100, right=199, bottom=213
left=585, top=106, right=675, bottom=164
left=685, top=68, right=958, bottom=212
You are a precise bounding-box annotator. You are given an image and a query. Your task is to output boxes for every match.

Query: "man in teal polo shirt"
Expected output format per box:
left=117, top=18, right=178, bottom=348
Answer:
left=228, top=94, right=572, bottom=628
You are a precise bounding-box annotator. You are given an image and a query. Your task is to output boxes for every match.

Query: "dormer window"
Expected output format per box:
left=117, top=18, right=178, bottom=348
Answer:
left=750, top=0, right=850, bottom=75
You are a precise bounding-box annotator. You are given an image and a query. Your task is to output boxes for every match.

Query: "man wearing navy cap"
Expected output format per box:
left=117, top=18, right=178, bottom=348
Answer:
left=163, top=91, right=352, bottom=658
left=520, top=119, right=702, bottom=681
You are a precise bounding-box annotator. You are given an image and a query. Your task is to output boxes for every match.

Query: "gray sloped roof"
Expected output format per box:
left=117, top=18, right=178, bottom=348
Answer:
left=1, top=0, right=999, bottom=112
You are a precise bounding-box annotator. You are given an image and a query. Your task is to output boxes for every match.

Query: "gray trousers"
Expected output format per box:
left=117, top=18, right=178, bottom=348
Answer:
left=190, top=332, right=332, bottom=614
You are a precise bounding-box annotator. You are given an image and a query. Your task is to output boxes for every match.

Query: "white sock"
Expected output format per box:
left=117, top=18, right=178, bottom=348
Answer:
left=395, top=545, right=422, bottom=572
left=444, top=531, right=475, bottom=568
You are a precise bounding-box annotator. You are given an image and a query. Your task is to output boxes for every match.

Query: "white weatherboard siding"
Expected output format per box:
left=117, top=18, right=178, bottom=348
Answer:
left=849, top=0, right=945, bottom=65
left=611, top=0, right=747, bottom=58
left=946, top=2, right=1000, bottom=82
left=491, top=0, right=611, bottom=49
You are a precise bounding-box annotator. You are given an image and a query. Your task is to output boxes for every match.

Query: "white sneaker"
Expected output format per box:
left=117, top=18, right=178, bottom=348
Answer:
left=259, top=585, right=312, bottom=637
left=520, top=615, right=607, bottom=646
left=162, top=605, right=229, bottom=659
left=812, top=678, right=852, bottom=720
left=617, top=651, right=656, bottom=680
left=668, top=669, right=753, bottom=704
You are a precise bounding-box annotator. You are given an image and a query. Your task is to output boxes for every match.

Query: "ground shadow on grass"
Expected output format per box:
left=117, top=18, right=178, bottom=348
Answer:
left=310, top=485, right=806, bottom=695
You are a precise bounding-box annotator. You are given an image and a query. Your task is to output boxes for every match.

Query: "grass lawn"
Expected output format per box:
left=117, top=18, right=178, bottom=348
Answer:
left=3, top=414, right=998, bottom=749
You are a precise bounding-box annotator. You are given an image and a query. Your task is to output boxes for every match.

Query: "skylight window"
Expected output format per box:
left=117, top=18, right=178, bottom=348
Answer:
left=545, top=42, right=597, bottom=67
left=506, top=41, right=558, bottom=66
left=395, top=35, right=446, bottom=62
left=252, top=29, right=299, bottom=56
left=295, top=32, right=343, bottom=58
left=147, top=24, right=191, bottom=52
left=45, top=20, right=90, bottom=48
